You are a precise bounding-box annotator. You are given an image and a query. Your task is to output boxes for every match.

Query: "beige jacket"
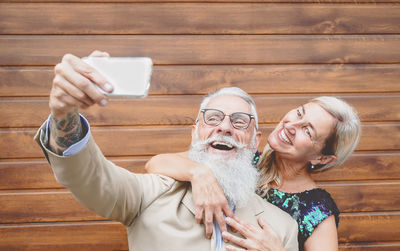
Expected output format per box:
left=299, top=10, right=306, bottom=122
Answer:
left=35, top=123, right=298, bottom=251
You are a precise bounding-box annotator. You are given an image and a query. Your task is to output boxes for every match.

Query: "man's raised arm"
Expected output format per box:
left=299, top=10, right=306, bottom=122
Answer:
left=47, top=51, right=113, bottom=155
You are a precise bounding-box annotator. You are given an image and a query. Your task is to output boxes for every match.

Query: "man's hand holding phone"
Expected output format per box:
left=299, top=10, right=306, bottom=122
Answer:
left=82, top=56, right=152, bottom=98
left=50, top=50, right=114, bottom=118
left=48, top=50, right=152, bottom=155
left=50, top=50, right=152, bottom=119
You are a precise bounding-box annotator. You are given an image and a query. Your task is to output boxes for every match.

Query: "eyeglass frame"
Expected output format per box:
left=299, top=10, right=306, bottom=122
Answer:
left=198, top=108, right=256, bottom=130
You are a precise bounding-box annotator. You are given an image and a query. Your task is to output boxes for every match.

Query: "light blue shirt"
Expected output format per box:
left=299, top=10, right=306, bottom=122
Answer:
left=45, top=114, right=91, bottom=156
left=215, top=221, right=224, bottom=250
left=215, top=204, right=235, bottom=251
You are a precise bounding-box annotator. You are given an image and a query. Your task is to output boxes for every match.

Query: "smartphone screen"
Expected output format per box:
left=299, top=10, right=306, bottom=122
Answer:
left=82, top=57, right=153, bottom=98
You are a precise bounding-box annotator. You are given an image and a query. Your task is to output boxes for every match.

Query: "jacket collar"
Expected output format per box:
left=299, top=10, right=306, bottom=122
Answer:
left=182, top=187, right=264, bottom=219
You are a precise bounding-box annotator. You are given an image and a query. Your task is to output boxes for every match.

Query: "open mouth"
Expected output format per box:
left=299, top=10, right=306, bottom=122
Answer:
left=210, top=141, right=235, bottom=151
left=279, top=128, right=293, bottom=145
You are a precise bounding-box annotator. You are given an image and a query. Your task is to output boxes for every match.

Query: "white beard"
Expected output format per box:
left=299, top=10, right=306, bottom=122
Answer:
left=188, top=135, right=259, bottom=208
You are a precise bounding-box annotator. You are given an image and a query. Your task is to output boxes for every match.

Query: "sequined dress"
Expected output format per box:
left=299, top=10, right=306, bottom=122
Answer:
left=264, top=187, right=339, bottom=250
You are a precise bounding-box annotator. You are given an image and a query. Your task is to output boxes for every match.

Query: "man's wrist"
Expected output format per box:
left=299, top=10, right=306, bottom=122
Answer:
left=49, top=109, right=83, bottom=155
left=189, top=163, right=212, bottom=182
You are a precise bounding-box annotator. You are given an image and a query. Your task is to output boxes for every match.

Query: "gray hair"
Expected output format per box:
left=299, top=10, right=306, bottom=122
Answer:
left=197, top=87, right=259, bottom=129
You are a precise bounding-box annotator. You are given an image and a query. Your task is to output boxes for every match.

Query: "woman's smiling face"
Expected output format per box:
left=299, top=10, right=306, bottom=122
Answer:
left=267, top=102, right=337, bottom=165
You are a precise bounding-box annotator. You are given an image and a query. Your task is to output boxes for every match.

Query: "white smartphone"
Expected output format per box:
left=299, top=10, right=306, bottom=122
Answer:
left=82, top=57, right=153, bottom=98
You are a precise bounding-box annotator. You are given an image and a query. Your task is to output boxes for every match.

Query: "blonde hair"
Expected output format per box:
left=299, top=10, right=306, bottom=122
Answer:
left=257, top=96, right=361, bottom=196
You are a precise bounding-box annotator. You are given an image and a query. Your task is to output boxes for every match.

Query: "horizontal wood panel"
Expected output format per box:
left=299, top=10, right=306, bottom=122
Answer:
left=2, top=4, right=400, bottom=35
left=0, top=126, right=192, bottom=159
left=0, top=221, right=128, bottom=251
left=1, top=181, right=397, bottom=223
left=0, top=158, right=148, bottom=190
left=360, top=123, right=400, bottom=151
left=339, top=242, right=400, bottom=250
left=1, top=64, right=400, bottom=97
left=0, top=213, right=398, bottom=249
left=1, top=152, right=399, bottom=189
left=4, top=0, right=399, bottom=3
left=0, top=190, right=103, bottom=223
left=1, top=95, right=399, bottom=128
left=339, top=212, right=400, bottom=242
left=311, top=152, right=400, bottom=181
left=1, top=123, right=399, bottom=159
left=2, top=35, right=400, bottom=66
left=319, top=181, right=400, bottom=212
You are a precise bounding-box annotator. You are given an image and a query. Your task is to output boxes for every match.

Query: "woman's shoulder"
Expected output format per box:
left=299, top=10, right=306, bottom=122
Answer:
left=299, top=188, right=339, bottom=210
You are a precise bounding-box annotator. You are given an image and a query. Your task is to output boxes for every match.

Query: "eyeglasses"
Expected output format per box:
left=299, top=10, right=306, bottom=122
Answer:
left=200, top=108, right=255, bottom=130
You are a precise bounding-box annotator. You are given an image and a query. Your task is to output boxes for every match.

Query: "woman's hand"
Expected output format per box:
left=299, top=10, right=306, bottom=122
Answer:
left=222, top=216, right=285, bottom=251
left=190, top=166, right=234, bottom=238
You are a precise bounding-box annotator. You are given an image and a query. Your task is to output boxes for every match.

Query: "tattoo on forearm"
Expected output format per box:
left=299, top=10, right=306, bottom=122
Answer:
left=49, top=110, right=83, bottom=154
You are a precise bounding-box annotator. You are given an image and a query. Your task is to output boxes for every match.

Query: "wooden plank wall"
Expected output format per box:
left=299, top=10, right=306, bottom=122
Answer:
left=0, top=0, right=399, bottom=250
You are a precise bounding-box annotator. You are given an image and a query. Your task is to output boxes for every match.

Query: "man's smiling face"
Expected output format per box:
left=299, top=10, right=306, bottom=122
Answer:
left=191, top=95, right=261, bottom=156
left=189, top=94, right=261, bottom=207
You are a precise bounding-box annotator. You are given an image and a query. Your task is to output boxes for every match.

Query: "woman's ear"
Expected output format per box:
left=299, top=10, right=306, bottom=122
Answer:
left=310, top=155, right=337, bottom=166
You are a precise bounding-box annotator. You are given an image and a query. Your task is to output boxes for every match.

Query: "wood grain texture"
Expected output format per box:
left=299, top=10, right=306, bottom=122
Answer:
left=0, top=190, right=103, bottom=223
left=2, top=35, right=400, bottom=66
left=1, top=152, right=399, bottom=190
left=1, top=123, right=399, bottom=159
left=339, top=212, right=400, bottom=242
left=311, top=152, right=400, bottom=181
left=0, top=221, right=128, bottom=251
left=1, top=95, right=399, bottom=128
left=0, top=158, right=147, bottom=190
left=2, top=64, right=400, bottom=97
left=0, top=214, right=398, bottom=250
left=319, top=180, right=400, bottom=212
left=1, top=181, right=398, bottom=223
left=4, top=0, right=400, bottom=3
left=339, top=242, right=400, bottom=250
left=2, top=4, right=400, bottom=35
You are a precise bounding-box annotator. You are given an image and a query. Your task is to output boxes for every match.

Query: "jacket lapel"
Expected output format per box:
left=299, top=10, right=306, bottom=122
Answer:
left=181, top=185, right=196, bottom=215
left=233, top=194, right=265, bottom=227
left=181, top=186, right=218, bottom=250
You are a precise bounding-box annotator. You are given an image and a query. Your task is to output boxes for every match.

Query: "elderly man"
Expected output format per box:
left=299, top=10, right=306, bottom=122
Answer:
left=34, top=51, right=298, bottom=251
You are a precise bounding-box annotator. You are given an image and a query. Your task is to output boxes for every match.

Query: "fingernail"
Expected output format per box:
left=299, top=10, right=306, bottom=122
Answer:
left=100, top=99, right=108, bottom=106
left=104, top=83, right=113, bottom=92
left=222, top=232, right=228, bottom=242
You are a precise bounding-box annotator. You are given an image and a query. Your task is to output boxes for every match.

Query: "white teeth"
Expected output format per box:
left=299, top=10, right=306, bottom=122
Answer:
left=280, top=130, right=292, bottom=144
left=212, top=141, right=233, bottom=148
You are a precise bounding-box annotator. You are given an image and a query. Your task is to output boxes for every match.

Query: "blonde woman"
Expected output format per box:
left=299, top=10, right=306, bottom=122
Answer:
left=146, top=96, right=361, bottom=251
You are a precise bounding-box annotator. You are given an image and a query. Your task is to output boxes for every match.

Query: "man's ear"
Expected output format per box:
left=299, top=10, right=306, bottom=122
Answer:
left=252, top=130, right=262, bottom=153
left=310, top=155, right=337, bottom=166
left=190, top=124, right=196, bottom=145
